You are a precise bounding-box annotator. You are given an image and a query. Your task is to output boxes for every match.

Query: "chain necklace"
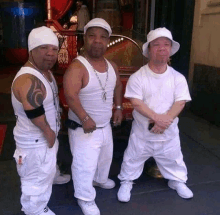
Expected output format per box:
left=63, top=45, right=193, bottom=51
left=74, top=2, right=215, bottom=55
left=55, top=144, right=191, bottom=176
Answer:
left=84, top=56, right=109, bottom=102
left=28, top=60, right=52, bottom=83
left=28, top=60, right=60, bottom=134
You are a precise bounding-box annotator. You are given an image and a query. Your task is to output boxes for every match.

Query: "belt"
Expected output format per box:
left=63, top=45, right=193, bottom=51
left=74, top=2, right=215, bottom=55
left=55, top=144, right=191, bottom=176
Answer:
left=65, top=119, right=104, bottom=130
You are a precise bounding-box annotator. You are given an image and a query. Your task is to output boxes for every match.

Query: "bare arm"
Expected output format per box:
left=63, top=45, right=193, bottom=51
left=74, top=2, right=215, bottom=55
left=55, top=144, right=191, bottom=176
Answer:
left=130, top=98, right=173, bottom=129
left=166, top=100, right=186, bottom=119
left=63, top=60, right=96, bottom=133
left=150, top=100, right=186, bottom=134
left=110, top=61, right=123, bottom=107
left=110, top=61, right=123, bottom=125
left=13, top=74, right=56, bottom=148
left=130, top=98, right=156, bottom=120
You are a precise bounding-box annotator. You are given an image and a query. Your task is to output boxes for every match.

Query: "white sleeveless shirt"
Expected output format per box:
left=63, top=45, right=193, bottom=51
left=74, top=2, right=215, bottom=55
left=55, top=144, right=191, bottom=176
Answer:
left=68, top=56, right=116, bottom=127
left=11, top=67, right=60, bottom=148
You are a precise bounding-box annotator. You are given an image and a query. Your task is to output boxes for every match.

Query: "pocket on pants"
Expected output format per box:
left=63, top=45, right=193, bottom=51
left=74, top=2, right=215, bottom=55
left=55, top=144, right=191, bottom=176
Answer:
left=37, top=142, right=57, bottom=182
left=13, top=149, right=27, bottom=178
left=39, top=140, right=58, bottom=165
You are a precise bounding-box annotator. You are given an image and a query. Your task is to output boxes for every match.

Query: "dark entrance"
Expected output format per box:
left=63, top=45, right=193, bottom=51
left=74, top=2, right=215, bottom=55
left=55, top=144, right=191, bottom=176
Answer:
left=154, top=0, right=195, bottom=78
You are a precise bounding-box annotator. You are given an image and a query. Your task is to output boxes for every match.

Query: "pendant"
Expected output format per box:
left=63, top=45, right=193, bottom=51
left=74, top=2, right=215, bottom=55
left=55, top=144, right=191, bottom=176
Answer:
left=102, top=92, right=107, bottom=102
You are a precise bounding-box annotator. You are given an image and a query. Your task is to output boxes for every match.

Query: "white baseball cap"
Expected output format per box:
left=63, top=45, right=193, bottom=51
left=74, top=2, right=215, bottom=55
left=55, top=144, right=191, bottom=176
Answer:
left=142, top=27, right=180, bottom=57
left=28, top=26, right=59, bottom=52
left=84, top=18, right=112, bottom=36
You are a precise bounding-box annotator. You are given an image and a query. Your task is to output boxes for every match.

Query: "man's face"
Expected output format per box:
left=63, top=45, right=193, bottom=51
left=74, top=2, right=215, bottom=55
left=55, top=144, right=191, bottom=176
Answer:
left=31, top=44, right=58, bottom=71
left=84, top=27, right=110, bottom=59
left=148, top=37, right=172, bottom=65
left=76, top=1, right=83, bottom=8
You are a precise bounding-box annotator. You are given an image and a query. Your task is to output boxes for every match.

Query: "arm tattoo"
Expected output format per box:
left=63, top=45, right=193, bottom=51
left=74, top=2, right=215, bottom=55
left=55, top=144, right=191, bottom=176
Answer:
left=27, top=76, right=45, bottom=108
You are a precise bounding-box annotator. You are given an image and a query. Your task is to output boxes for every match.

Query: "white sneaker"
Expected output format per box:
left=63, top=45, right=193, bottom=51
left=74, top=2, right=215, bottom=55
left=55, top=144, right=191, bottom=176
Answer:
left=39, top=207, right=55, bottom=215
left=77, top=199, right=100, bottom=215
left=168, top=180, right=193, bottom=199
left=93, top=179, right=115, bottom=189
left=53, top=173, right=71, bottom=185
left=117, top=181, right=133, bottom=202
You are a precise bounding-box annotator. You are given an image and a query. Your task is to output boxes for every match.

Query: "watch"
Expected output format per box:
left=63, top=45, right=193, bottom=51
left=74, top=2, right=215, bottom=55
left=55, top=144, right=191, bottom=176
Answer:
left=115, top=105, right=123, bottom=110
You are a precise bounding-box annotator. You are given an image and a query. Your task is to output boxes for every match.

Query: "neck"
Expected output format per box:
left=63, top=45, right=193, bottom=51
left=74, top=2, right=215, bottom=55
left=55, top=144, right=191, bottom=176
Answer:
left=148, top=61, right=167, bottom=74
left=28, top=60, right=48, bottom=74
left=84, top=53, right=104, bottom=63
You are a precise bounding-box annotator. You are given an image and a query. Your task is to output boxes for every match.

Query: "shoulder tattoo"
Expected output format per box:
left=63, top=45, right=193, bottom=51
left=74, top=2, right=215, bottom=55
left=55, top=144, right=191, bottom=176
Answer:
left=27, top=76, right=45, bottom=108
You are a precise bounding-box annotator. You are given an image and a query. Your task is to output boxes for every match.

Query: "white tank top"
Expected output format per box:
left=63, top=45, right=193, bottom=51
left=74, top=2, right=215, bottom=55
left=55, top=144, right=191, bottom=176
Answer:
left=68, top=56, right=116, bottom=127
left=11, top=67, right=60, bottom=148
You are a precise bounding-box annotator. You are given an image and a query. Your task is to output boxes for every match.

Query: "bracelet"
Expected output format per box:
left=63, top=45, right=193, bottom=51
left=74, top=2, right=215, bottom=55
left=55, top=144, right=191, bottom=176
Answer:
left=115, top=105, right=123, bottom=110
left=81, top=115, right=89, bottom=124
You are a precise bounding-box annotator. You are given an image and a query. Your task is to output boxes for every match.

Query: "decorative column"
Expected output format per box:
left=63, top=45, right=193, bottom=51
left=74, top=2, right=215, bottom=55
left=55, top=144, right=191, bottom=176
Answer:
left=47, top=0, right=52, bottom=20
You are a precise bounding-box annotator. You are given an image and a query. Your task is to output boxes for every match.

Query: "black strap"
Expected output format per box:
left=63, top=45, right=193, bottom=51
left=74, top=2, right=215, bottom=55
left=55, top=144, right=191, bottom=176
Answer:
left=66, top=119, right=105, bottom=130
left=25, top=105, right=45, bottom=119
left=65, top=119, right=82, bottom=130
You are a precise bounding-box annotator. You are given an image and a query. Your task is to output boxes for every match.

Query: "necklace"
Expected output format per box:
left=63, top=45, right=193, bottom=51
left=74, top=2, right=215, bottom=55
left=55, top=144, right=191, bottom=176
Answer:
left=28, top=60, right=60, bottom=134
left=84, top=56, right=109, bottom=102
left=28, top=60, right=52, bottom=82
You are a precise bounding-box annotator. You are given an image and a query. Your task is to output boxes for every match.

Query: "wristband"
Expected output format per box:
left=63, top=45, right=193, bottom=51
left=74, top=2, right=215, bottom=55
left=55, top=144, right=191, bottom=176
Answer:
left=115, top=105, right=123, bottom=110
left=81, top=115, right=89, bottom=124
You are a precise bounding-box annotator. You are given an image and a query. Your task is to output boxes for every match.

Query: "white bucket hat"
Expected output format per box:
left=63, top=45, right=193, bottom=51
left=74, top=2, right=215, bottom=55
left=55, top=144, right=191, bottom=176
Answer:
left=142, top=27, right=180, bottom=57
left=28, top=26, right=59, bottom=52
left=84, top=18, right=112, bottom=36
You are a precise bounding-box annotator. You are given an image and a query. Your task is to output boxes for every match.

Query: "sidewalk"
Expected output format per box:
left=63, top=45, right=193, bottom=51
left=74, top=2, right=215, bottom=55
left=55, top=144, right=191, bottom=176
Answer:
left=0, top=108, right=220, bottom=215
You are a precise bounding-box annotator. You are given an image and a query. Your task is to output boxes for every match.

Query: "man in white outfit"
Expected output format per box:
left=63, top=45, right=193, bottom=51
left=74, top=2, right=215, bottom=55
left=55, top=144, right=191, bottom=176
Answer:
left=117, top=27, right=193, bottom=202
left=64, top=18, right=123, bottom=215
left=11, top=26, right=70, bottom=215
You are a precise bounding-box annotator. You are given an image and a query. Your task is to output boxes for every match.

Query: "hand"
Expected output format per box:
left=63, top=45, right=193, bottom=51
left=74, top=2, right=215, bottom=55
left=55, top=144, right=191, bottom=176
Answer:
left=154, top=114, right=173, bottom=129
left=82, top=117, right=96, bottom=134
left=44, top=129, right=56, bottom=148
left=150, top=124, right=166, bottom=134
left=113, top=109, right=123, bottom=127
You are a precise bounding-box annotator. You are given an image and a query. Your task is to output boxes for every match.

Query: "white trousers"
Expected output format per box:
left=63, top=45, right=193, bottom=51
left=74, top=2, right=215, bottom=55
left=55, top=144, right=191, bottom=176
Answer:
left=118, top=132, right=188, bottom=183
left=14, top=140, right=58, bottom=215
left=68, top=123, right=113, bottom=201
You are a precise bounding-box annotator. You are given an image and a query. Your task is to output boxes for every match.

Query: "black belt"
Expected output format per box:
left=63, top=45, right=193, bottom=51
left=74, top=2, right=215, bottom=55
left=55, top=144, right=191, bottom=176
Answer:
left=65, top=119, right=82, bottom=130
left=65, top=119, right=104, bottom=130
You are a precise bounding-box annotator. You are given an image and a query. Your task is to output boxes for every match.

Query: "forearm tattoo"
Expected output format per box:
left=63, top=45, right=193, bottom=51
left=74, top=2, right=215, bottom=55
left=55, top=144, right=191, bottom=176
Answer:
left=27, top=76, right=45, bottom=108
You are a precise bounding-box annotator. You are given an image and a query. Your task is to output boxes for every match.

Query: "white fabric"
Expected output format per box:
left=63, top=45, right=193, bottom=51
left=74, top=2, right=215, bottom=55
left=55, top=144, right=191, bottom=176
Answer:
left=118, top=132, right=187, bottom=183
left=12, top=66, right=60, bottom=214
left=68, top=56, right=116, bottom=127
left=28, top=26, right=59, bottom=52
left=39, top=207, right=55, bottom=215
left=142, top=27, right=180, bottom=57
left=68, top=124, right=113, bottom=201
left=84, top=18, right=112, bottom=36
left=125, top=64, right=191, bottom=141
left=13, top=140, right=58, bottom=215
left=77, top=199, right=100, bottom=215
left=117, top=181, right=133, bottom=202
left=11, top=67, right=60, bottom=148
left=77, top=5, right=90, bottom=31
left=168, top=180, right=193, bottom=199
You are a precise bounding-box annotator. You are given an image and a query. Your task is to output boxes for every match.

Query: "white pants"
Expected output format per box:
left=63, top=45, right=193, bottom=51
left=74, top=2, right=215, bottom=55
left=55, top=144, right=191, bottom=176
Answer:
left=68, top=123, right=113, bottom=201
left=14, top=140, right=58, bottom=215
left=118, top=132, right=187, bottom=183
